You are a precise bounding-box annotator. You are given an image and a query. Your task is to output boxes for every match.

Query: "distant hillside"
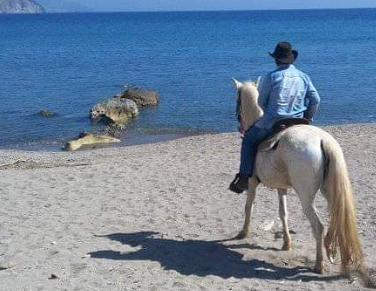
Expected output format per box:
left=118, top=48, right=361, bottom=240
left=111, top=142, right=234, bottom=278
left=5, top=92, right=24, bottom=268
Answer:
left=36, top=0, right=91, bottom=12
left=0, top=0, right=45, bottom=14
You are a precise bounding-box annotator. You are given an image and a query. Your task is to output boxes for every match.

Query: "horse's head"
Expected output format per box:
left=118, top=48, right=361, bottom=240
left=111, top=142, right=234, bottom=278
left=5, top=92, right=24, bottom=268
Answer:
left=231, top=77, right=263, bottom=133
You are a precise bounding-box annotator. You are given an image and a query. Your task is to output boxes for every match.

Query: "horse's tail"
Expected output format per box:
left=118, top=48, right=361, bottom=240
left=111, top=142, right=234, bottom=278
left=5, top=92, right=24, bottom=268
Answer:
left=321, top=139, right=364, bottom=272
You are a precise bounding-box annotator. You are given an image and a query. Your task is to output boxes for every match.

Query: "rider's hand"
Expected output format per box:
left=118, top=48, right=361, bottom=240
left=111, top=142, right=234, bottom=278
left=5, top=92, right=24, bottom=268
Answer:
left=238, top=125, right=245, bottom=137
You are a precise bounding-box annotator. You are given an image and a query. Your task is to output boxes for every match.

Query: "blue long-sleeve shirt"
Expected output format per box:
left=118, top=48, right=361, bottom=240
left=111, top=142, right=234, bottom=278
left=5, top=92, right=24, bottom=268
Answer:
left=255, top=64, right=320, bottom=130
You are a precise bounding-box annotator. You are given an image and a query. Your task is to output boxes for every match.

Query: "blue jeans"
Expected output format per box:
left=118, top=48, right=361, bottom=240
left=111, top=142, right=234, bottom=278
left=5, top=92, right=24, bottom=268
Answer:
left=240, top=126, right=270, bottom=176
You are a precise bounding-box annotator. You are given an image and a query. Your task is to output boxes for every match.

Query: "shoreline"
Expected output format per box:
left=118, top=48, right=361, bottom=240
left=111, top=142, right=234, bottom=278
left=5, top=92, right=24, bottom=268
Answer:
left=0, top=123, right=375, bottom=290
left=1, top=122, right=375, bottom=153
left=0, top=128, right=213, bottom=153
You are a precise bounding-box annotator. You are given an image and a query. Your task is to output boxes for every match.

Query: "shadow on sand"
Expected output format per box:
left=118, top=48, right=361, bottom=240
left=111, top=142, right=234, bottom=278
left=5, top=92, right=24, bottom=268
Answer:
left=89, top=231, right=341, bottom=282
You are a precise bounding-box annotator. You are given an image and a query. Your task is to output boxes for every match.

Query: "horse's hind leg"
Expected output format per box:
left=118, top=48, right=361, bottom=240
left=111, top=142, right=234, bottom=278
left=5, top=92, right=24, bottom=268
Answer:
left=278, top=189, right=292, bottom=251
left=296, top=189, right=325, bottom=274
left=236, top=176, right=259, bottom=239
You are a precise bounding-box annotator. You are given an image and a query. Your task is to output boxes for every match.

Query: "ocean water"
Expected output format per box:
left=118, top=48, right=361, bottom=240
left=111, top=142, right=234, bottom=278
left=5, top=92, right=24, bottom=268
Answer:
left=1, top=9, right=376, bottom=150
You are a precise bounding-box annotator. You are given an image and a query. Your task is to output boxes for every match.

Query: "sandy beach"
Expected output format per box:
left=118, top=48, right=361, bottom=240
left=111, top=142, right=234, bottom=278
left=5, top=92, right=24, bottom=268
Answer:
left=0, top=124, right=376, bottom=291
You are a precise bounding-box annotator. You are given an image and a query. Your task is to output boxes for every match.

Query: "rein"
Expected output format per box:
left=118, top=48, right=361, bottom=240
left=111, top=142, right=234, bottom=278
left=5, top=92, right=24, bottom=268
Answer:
left=236, top=90, right=242, bottom=122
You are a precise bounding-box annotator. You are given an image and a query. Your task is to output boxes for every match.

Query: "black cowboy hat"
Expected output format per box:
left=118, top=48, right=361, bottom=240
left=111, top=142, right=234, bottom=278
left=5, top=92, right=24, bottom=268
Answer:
left=269, top=42, right=298, bottom=64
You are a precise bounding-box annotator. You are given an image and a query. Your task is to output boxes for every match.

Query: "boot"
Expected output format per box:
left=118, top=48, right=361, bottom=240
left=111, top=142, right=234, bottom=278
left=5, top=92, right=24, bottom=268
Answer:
left=229, top=173, right=249, bottom=193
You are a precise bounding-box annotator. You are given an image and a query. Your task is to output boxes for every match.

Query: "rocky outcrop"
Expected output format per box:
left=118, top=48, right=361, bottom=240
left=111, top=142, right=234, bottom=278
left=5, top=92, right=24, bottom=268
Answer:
left=90, top=86, right=159, bottom=127
left=90, top=97, right=139, bottom=126
left=0, top=0, right=45, bottom=14
left=63, top=132, right=120, bottom=151
left=117, top=87, right=159, bottom=106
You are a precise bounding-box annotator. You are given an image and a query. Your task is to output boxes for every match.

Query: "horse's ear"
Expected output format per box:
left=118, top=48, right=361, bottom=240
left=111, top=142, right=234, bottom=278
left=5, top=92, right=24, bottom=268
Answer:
left=231, top=77, right=242, bottom=91
left=255, top=76, right=262, bottom=89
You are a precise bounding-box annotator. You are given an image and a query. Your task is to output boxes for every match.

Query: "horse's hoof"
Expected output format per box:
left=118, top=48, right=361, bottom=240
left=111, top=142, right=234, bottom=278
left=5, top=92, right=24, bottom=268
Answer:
left=313, top=263, right=325, bottom=274
left=235, top=230, right=248, bottom=239
left=324, top=240, right=337, bottom=264
left=328, top=255, right=335, bottom=264
left=326, top=247, right=336, bottom=264
left=281, top=242, right=292, bottom=251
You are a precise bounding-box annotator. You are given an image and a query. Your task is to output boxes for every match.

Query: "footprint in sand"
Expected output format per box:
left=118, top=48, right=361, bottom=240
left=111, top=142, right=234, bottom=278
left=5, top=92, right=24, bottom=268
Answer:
left=70, top=263, right=87, bottom=277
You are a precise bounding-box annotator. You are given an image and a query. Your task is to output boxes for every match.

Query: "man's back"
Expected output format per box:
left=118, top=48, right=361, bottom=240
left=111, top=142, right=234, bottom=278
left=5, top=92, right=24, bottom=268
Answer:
left=255, top=64, right=320, bottom=129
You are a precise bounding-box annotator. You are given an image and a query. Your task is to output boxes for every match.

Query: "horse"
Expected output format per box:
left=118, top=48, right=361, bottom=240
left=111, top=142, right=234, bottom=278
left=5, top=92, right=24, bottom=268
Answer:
left=231, top=77, right=364, bottom=275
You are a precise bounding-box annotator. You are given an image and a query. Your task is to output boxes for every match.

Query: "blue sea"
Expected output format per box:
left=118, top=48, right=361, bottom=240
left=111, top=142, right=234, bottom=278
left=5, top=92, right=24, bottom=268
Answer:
left=1, top=9, right=376, bottom=150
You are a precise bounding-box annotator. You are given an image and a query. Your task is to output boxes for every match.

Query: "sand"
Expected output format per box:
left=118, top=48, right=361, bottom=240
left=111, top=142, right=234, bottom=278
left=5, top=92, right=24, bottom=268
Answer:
left=0, top=124, right=376, bottom=291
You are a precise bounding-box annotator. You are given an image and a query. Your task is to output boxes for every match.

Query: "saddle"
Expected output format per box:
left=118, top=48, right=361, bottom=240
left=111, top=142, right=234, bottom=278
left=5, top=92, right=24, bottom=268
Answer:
left=258, top=118, right=310, bottom=152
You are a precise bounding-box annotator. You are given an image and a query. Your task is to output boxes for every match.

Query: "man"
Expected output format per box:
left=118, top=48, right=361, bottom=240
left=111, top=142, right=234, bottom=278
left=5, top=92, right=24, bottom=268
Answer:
left=229, top=41, right=320, bottom=193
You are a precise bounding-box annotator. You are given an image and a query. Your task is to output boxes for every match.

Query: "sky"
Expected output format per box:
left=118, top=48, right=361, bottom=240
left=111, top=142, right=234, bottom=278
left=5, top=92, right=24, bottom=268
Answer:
left=76, top=0, right=376, bottom=12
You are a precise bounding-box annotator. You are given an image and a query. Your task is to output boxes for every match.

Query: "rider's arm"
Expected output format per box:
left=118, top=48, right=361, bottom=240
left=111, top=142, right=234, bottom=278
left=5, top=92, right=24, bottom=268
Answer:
left=258, top=74, right=272, bottom=110
left=304, top=77, right=320, bottom=122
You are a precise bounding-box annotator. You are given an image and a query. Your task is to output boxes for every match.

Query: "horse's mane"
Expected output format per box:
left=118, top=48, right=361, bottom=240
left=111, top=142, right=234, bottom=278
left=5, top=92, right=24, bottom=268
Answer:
left=244, top=80, right=258, bottom=88
left=239, top=81, right=263, bottom=129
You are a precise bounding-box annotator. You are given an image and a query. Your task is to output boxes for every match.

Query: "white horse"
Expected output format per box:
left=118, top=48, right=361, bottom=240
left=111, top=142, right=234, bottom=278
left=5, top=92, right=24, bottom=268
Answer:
left=232, top=78, right=363, bottom=275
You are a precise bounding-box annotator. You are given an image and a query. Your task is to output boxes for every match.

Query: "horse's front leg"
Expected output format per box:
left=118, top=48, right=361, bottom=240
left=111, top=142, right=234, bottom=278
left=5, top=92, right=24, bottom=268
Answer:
left=236, top=176, right=259, bottom=239
left=278, top=189, right=292, bottom=251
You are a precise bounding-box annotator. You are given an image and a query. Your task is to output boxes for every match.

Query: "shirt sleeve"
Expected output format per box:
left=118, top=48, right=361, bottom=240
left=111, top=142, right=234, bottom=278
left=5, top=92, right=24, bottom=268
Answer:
left=257, top=74, right=272, bottom=110
left=304, top=77, right=320, bottom=121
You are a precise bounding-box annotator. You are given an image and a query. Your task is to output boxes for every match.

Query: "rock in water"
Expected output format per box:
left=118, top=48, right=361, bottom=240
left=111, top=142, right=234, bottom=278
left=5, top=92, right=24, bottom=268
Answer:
left=90, top=97, right=139, bottom=126
left=63, top=133, right=120, bottom=151
left=37, top=109, right=55, bottom=117
left=90, top=86, right=158, bottom=127
left=0, top=0, right=45, bottom=14
left=118, top=87, right=159, bottom=106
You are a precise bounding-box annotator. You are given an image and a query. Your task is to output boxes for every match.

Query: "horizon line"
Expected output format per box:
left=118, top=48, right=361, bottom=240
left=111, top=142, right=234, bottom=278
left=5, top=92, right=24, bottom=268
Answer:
left=33, top=6, right=376, bottom=14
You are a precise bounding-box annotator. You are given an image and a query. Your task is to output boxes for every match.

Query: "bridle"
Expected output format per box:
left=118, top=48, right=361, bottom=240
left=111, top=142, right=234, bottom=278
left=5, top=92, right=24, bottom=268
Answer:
left=236, top=90, right=242, bottom=123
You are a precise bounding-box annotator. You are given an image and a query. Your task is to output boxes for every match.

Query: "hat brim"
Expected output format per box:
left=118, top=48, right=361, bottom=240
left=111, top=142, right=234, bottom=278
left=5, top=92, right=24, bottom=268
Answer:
left=269, top=50, right=298, bottom=64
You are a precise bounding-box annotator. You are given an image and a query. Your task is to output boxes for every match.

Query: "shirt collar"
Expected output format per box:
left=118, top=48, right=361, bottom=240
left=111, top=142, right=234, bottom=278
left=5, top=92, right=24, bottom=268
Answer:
left=276, top=64, right=294, bottom=71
